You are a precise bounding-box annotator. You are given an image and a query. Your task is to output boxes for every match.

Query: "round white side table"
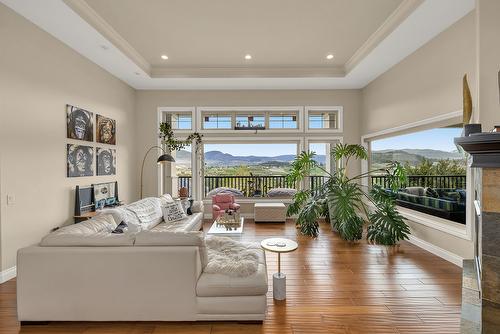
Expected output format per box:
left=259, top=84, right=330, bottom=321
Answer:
left=260, top=238, right=298, bottom=300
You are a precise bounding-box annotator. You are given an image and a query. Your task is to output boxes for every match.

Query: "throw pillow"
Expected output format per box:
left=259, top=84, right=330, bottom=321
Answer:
left=425, top=187, right=439, bottom=198
left=160, top=193, right=175, bottom=206
left=162, top=202, right=187, bottom=223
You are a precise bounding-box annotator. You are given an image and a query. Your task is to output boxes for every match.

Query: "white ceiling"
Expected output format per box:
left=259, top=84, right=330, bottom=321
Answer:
left=1, top=0, right=475, bottom=90
left=84, top=0, right=402, bottom=68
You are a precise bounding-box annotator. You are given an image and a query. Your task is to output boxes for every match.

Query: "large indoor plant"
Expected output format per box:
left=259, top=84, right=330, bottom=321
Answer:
left=286, top=143, right=410, bottom=245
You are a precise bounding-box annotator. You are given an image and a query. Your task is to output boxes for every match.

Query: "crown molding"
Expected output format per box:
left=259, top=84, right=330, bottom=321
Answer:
left=63, top=0, right=151, bottom=74
left=345, top=0, right=424, bottom=74
left=150, top=66, right=345, bottom=78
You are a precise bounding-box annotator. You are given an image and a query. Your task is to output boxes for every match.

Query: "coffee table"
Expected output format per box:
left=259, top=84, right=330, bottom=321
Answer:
left=260, top=237, right=298, bottom=300
left=207, top=217, right=244, bottom=236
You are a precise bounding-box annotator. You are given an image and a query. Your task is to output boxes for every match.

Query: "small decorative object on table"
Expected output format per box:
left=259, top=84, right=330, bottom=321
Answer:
left=215, top=209, right=242, bottom=231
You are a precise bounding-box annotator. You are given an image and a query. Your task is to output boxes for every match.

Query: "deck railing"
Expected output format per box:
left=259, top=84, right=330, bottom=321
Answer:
left=177, top=175, right=328, bottom=197
left=371, top=174, right=467, bottom=189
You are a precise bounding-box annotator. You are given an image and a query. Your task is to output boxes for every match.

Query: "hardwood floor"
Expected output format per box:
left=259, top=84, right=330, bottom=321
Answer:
left=0, top=220, right=462, bottom=333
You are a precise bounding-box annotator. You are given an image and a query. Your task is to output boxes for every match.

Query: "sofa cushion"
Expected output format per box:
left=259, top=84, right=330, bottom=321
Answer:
left=196, top=247, right=267, bottom=297
left=206, top=187, right=244, bottom=198
left=125, top=197, right=163, bottom=230
left=191, top=201, right=204, bottom=213
left=98, top=207, right=141, bottom=232
left=404, top=187, right=425, bottom=196
left=134, top=230, right=208, bottom=268
left=135, top=230, right=204, bottom=246
left=40, top=214, right=134, bottom=246
left=151, top=213, right=203, bottom=233
left=267, top=187, right=297, bottom=198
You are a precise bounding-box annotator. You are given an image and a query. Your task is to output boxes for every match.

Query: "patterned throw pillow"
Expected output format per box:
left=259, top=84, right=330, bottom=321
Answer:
left=425, top=187, right=439, bottom=198
left=162, top=202, right=187, bottom=223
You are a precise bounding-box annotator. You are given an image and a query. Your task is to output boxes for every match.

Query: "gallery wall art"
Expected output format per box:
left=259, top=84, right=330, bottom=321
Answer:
left=96, top=147, right=116, bottom=176
left=67, top=144, right=94, bottom=177
left=66, top=104, right=94, bottom=141
left=96, top=114, right=116, bottom=145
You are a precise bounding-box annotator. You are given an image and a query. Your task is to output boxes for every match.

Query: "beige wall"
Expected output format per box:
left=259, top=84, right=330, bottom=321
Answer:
left=361, top=12, right=476, bottom=135
left=0, top=4, right=137, bottom=270
left=361, top=13, right=477, bottom=259
left=135, top=90, right=362, bottom=199
left=476, top=0, right=500, bottom=129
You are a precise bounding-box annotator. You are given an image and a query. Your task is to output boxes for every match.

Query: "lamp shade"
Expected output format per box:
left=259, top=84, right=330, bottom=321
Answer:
left=157, top=153, right=175, bottom=163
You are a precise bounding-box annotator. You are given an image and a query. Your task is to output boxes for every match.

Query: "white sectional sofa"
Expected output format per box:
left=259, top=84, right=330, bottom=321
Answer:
left=17, top=196, right=268, bottom=322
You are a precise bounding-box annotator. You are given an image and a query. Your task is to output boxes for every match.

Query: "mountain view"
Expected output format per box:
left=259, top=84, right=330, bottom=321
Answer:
left=175, top=148, right=465, bottom=177
left=371, top=149, right=464, bottom=169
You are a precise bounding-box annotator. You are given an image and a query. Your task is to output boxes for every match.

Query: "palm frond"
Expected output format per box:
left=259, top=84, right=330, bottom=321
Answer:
left=286, top=151, right=319, bottom=185
left=331, top=143, right=368, bottom=162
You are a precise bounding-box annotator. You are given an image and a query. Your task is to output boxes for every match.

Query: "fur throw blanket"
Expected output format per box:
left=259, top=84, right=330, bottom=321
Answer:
left=204, top=236, right=261, bottom=277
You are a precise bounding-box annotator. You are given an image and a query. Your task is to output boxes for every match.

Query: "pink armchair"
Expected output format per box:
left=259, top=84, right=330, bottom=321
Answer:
left=212, top=194, right=241, bottom=219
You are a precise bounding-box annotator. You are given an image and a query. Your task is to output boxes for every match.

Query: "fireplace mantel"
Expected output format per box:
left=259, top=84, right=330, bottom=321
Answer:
left=455, top=132, right=500, bottom=167
left=455, top=132, right=500, bottom=333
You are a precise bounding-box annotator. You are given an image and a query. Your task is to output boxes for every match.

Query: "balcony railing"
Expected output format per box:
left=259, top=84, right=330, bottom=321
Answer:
left=177, top=175, right=327, bottom=197
left=371, top=174, right=467, bottom=189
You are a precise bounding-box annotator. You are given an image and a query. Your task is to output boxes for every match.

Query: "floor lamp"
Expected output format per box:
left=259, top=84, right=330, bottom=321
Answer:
left=140, top=146, right=175, bottom=199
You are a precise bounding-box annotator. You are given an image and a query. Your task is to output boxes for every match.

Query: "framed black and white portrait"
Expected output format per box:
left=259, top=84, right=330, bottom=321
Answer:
left=96, top=114, right=116, bottom=145
left=67, top=105, right=94, bottom=141
left=96, top=147, right=116, bottom=176
left=67, top=144, right=94, bottom=177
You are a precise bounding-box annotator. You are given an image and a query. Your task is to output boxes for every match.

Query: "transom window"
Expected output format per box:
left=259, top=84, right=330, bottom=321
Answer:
left=269, top=114, right=298, bottom=129
left=164, top=111, right=192, bottom=130
left=203, top=114, right=232, bottom=129
left=235, top=115, right=265, bottom=130
left=308, top=111, right=338, bottom=129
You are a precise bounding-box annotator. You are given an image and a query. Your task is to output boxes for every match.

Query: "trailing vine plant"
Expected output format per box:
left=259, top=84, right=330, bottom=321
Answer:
left=159, top=122, right=202, bottom=153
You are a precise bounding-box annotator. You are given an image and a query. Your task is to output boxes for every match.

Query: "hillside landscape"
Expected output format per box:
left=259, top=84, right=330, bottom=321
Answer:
left=175, top=148, right=465, bottom=176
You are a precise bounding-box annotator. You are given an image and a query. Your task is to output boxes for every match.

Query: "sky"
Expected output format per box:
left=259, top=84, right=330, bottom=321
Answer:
left=371, top=128, right=462, bottom=152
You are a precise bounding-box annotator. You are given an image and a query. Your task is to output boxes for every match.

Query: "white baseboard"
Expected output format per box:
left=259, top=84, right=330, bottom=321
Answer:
left=407, top=235, right=463, bottom=267
left=0, top=266, right=16, bottom=284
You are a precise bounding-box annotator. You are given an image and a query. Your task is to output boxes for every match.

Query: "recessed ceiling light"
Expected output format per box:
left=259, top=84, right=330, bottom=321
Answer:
left=244, top=54, right=252, bottom=60
left=326, top=54, right=334, bottom=60
left=161, top=55, right=168, bottom=60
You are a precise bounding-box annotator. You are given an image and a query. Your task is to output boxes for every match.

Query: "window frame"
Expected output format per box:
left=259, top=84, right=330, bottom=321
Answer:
left=268, top=112, right=299, bottom=130
left=360, top=110, right=472, bottom=241
left=158, top=107, right=195, bottom=133
left=305, top=106, right=343, bottom=133
left=202, top=113, right=233, bottom=130
left=200, top=137, right=304, bottom=199
left=235, top=114, right=266, bottom=130
left=196, top=107, right=304, bottom=133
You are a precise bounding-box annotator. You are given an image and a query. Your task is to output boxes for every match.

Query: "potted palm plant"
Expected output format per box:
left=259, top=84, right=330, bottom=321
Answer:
left=286, top=143, right=410, bottom=245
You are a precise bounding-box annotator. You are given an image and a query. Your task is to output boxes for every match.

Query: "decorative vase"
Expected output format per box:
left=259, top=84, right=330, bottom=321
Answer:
left=178, top=187, right=189, bottom=198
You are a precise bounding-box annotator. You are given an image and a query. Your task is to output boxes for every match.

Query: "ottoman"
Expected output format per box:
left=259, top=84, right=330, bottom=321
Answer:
left=254, top=202, right=286, bottom=223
